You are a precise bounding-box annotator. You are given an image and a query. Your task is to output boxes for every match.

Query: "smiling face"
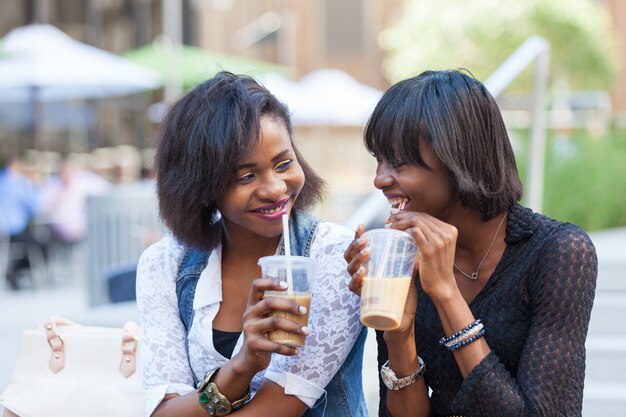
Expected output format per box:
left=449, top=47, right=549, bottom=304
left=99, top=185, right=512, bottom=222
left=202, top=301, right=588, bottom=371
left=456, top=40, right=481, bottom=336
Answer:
left=374, top=139, right=458, bottom=221
left=217, top=116, right=305, bottom=240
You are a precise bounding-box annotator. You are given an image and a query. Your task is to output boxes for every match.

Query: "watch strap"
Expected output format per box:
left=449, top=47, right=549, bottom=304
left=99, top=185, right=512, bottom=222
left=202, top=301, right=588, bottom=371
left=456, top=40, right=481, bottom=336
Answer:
left=381, top=356, right=425, bottom=390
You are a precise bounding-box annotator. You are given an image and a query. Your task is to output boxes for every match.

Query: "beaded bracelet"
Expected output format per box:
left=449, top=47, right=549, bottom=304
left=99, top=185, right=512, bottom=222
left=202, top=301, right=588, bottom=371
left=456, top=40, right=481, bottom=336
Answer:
left=438, top=319, right=481, bottom=346
left=448, top=328, right=486, bottom=351
left=443, top=323, right=484, bottom=349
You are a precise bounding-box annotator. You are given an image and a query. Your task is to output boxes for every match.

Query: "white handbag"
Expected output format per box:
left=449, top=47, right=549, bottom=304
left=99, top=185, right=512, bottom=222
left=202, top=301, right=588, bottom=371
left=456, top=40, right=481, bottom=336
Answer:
left=0, top=316, right=145, bottom=417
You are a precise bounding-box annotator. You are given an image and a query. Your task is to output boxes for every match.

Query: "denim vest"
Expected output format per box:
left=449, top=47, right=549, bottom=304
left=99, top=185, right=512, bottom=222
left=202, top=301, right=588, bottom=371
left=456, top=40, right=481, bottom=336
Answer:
left=176, top=210, right=368, bottom=417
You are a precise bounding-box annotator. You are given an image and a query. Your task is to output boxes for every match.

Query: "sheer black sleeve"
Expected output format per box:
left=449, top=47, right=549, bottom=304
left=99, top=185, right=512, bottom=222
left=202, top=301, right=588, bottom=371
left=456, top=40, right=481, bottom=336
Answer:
left=450, top=224, right=598, bottom=416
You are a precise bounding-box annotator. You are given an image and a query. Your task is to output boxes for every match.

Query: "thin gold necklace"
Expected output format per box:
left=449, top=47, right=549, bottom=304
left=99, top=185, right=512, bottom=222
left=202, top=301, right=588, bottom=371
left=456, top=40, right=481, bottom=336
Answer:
left=453, top=214, right=507, bottom=281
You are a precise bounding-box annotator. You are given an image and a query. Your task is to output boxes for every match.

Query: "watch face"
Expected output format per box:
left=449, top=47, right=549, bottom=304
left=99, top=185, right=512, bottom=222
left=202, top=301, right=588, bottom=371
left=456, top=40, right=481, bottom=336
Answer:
left=381, top=367, right=394, bottom=390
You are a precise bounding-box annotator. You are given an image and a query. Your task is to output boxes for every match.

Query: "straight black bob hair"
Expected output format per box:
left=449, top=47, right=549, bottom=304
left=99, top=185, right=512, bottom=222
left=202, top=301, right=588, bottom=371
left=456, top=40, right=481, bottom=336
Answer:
left=364, top=69, right=523, bottom=220
left=155, top=71, right=325, bottom=250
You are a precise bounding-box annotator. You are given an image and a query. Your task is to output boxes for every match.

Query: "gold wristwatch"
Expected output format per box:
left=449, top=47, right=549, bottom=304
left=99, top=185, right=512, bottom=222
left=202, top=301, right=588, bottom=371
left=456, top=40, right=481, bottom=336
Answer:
left=197, top=367, right=251, bottom=416
left=380, top=356, right=426, bottom=390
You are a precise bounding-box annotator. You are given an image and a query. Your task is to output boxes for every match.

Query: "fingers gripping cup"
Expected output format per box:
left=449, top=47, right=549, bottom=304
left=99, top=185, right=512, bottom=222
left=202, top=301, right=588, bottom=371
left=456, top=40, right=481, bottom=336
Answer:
left=258, top=256, right=315, bottom=347
left=360, top=229, right=418, bottom=330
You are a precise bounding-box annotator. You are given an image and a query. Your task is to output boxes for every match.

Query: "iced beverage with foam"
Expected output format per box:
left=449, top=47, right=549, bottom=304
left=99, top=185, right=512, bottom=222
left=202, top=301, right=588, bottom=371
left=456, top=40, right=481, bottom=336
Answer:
left=259, top=255, right=315, bottom=347
left=360, top=229, right=417, bottom=330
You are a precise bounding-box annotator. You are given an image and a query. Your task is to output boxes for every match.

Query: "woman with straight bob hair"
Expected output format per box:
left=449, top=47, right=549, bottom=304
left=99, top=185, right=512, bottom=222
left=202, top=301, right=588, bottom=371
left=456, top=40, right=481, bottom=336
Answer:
left=137, top=71, right=367, bottom=417
left=345, top=69, right=598, bottom=416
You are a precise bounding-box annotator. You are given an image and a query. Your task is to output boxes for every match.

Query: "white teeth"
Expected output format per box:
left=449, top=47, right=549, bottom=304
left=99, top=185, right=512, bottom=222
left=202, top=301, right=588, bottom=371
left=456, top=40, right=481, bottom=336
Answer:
left=257, top=202, right=286, bottom=214
left=258, top=206, right=283, bottom=214
left=389, top=198, right=409, bottom=209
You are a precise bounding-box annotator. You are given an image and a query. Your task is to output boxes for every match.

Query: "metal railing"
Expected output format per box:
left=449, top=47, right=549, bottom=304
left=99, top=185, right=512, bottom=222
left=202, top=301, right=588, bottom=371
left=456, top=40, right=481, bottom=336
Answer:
left=343, top=36, right=550, bottom=231
left=484, top=35, right=550, bottom=213
left=86, top=184, right=164, bottom=305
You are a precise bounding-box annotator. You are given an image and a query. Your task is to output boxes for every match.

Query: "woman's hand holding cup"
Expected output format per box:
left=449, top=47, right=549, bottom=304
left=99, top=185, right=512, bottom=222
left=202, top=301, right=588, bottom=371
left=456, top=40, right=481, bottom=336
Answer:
left=233, top=278, right=310, bottom=375
left=346, top=226, right=418, bottom=334
left=345, top=224, right=369, bottom=296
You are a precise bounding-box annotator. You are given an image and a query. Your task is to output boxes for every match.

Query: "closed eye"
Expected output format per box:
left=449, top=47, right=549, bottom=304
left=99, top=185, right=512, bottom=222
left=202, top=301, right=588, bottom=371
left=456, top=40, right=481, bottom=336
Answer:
left=275, top=159, right=293, bottom=172
left=237, top=172, right=255, bottom=184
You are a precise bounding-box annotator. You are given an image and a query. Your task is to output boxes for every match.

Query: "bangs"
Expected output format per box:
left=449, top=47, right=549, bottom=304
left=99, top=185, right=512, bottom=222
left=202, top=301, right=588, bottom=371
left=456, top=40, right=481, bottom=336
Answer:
left=364, top=81, right=429, bottom=167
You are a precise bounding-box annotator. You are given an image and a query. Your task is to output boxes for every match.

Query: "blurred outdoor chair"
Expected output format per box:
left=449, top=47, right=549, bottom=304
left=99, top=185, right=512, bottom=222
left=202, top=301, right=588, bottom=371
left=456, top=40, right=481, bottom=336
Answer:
left=45, top=238, right=87, bottom=287
left=0, top=222, right=49, bottom=291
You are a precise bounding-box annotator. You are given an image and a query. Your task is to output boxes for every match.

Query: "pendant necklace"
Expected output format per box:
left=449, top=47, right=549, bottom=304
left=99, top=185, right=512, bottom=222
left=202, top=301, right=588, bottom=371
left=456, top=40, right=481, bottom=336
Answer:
left=453, top=214, right=507, bottom=281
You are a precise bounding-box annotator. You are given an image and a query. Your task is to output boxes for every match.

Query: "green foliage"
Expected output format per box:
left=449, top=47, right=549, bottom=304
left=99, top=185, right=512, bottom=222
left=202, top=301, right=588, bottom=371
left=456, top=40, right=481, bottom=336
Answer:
left=516, top=130, right=626, bottom=231
left=381, top=0, right=618, bottom=89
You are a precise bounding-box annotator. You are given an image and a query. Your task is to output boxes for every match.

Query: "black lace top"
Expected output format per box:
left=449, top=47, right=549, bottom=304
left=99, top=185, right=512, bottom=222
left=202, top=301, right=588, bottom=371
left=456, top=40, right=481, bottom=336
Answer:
left=377, top=205, right=598, bottom=417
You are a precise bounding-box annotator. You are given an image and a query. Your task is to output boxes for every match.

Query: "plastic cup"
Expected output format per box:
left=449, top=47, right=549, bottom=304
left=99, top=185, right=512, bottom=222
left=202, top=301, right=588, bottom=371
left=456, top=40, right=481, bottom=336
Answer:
left=360, top=229, right=417, bottom=330
left=258, top=255, right=315, bottom=347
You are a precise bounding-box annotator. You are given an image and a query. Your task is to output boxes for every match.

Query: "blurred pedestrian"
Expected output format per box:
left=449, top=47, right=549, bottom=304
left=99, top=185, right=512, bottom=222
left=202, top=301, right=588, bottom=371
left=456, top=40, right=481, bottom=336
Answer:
left=40, top=158, right=110, bottom=244
left=345, top=69, right=598, bottom=417
left=0, top=152, right=42, bottom=289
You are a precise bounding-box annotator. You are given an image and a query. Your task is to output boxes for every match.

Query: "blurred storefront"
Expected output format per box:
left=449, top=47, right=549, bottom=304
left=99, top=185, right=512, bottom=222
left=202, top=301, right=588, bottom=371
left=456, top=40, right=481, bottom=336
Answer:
left=0, top=0, right=402, bottom=170
left=1, top=0, right=625, bottom=117
left=0, top=0, right=402, bottom=88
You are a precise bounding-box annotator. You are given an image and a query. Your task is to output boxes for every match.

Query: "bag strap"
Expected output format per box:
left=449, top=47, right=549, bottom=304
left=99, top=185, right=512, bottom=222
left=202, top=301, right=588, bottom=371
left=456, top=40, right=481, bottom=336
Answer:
left=120, top=321, right=140, bottom=378
left=43, top=316, right=79, bottom=374
left=42, top=317, right=139, bottom=378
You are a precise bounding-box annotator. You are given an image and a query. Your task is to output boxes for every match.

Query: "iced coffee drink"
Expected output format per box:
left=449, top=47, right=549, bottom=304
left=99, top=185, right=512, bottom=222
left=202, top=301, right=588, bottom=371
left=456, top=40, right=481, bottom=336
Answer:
left=359, top=229, right=417, bottom=331
left=361, top=276, right=411, bottom=330
left=259, top=255, right=315, bottom=348
left=266, top=292, right=311, bottom=346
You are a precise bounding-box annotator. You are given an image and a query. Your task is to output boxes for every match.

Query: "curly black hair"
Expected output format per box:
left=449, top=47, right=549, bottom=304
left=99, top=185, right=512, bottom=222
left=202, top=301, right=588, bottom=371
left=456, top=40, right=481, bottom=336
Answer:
left=155, top=72, right=325, bottom=250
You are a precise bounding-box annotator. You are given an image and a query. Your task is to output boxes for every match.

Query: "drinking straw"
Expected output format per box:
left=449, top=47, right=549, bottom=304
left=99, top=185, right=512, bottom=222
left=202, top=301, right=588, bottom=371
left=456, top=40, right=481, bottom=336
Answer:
left=282, top=214, right=294, bottom=292
left=376, top=237, right=392, bottom=279
left=375, top=200, right=408, bottom=279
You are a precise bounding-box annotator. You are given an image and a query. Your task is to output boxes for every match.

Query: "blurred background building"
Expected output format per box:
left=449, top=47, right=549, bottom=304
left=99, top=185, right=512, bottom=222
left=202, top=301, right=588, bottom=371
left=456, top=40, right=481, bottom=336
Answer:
left=0, top=0, right=626, bottom=292
left=0, top=0, right=401, bottom=85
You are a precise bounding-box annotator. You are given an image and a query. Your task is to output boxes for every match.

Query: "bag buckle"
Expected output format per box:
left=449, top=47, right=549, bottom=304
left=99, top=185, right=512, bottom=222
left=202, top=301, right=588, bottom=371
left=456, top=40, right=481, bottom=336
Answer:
left=119, top=321, right=139, bottom=378
left=44, top=321, right=66, bottom=373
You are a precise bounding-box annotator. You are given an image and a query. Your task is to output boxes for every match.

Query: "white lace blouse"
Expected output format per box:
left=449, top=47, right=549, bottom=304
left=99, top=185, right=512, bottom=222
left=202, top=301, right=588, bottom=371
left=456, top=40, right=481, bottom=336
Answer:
left=136, top=221, right=363, bottom=416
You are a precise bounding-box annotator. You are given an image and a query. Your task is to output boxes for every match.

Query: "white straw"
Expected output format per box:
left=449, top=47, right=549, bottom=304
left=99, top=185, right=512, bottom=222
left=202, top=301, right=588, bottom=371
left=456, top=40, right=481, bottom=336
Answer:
left=376, top=200, right=407, bottom=278
left=282, top=214, right=294, bottom=292
left=376, top=237, right=392, bottom=279
left=376, top=200, right=408, bottom=278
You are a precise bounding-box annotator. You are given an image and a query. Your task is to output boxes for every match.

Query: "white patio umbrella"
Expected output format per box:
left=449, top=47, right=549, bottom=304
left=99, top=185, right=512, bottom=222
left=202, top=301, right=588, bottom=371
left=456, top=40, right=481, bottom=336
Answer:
left=258, top=69, right=383, bottom=126
left=0, top=24, right=161, bottom=145
left=0, top=24, right=161, bottom=102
